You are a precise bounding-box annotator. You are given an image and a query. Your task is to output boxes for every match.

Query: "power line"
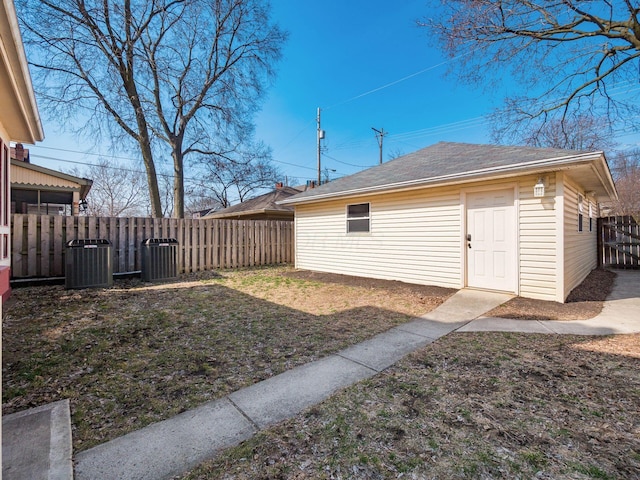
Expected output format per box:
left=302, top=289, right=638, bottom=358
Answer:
left=31, top=145, right=320, bottom=174
left=322, top=153, right=376, bottom=170
left=324, top=52, right=472, bottom=111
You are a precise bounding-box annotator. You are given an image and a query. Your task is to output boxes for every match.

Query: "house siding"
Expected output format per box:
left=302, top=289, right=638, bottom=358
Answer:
left=563, top=176, right=598, bottom=299
left=295, top=186, right=462, bottom=288
left=517, top=173, right=560, bottom=301
left=11, top=164, right=82, bottom=189
left=295, top=172, right=602, bottom=303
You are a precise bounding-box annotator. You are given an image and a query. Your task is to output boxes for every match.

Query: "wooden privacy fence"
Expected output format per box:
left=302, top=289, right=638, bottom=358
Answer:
left=11, top=214, right=294, bottom=278
left=598, top=215, right=640, bottom=269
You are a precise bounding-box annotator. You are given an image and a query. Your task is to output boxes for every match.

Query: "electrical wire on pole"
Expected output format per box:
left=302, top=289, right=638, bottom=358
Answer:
left=372, top=127, right=386, bottom=164
left=317, top=107, right=325, bottom=185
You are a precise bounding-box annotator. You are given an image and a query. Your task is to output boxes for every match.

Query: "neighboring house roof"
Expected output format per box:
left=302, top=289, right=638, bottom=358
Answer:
left=11, top=158, right=92, bottom=205
left=281, top=142, right=618, bottom=205
left=0, top=0, right=44, bottom=143
left=203, top=185, right=304, bottom=220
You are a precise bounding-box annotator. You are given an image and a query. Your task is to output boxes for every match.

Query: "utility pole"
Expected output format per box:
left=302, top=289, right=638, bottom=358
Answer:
left=372, top=127, right=386, bottom=165
left=317, top=107, right=325, bottom=185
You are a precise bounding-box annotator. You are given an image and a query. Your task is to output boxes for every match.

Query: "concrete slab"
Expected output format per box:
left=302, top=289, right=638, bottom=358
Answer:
left=229, top=355, right=375, bottom=429
left=338, top=328, right=434, bottom=371
left=462, top=271, right=640, bottom=336
left=422, top=289, right=513, bottom=322
left=75, top=398, right=256, bottom=480
left=396, top=318, right=469, bottom=339
left=2, top=399, right=73, bottom=480
left=540, top=318, right=640, bottom=336
left=458, top=317, right=556, bottom=334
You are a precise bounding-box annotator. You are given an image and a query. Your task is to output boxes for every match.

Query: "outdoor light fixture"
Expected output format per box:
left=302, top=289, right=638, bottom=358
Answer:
left=533, top=176, right=546, bottom=197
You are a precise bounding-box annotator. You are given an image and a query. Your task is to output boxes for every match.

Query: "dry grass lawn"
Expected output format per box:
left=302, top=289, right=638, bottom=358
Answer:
left=182, top=332, right=640, bottom=480
left=3, top=265, right=637, bottom=480
left=2, top=266, right=453, bottom=451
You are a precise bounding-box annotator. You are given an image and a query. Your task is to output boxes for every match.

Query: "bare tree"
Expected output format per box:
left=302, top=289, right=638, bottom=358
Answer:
left=18, top=0, right=286, bottom=218
left=187, top=143, right=280, bottom=208
left=186, top=197, right=222, bottom=217
left=609, top=149, right=640, bottom=216
left=387, top=147, right=405, bottom=161
left=422, top=1, right=640, bottom=140
left=70, top=159, right=148, bottom=217
left=494, top=115, right=619, bottom=151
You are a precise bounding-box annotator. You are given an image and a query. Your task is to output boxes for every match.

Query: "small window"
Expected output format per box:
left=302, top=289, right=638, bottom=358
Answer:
left=589, top=217, right=593, bottom=232
left=578, top=213, right=583, bottom=232
left=347, top=203, right=370, bottom=233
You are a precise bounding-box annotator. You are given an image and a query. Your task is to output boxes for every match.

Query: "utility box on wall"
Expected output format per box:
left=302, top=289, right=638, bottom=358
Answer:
left=141, top=238, right=179, bottom=282
left=65, top=239, right=113, bottom=289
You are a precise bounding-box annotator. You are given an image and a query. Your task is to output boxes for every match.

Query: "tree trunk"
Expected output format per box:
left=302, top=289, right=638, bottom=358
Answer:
left=172, top=145, right=185, bottom=219
left=140, top=139, right=163, bottom=218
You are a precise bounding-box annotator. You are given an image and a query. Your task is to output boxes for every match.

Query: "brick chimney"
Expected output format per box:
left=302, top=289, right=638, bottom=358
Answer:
left=12, top=143, right=29, bottom=163
left=16, top=143, right=24, bottom=161
left=275, top=182, right=284, bottom=190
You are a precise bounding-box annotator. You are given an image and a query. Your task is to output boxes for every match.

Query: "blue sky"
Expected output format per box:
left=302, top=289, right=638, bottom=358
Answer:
left=253, top=0, right=500, bottom=182
left=27, top=0, right=640, bottom=188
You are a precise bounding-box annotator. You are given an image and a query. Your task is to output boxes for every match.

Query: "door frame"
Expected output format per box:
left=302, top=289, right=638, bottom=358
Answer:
left=460, top=183, right=520, bottom=295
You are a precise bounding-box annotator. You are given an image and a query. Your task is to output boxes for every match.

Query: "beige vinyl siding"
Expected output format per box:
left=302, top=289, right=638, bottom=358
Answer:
left=295, top=173, right=599, bottom=303
left=517, top=173, right=559, bottom=301
left=295, top=186, right=462, bottom=288
left=12, top=163, right=80, bottom=189
left=563, top=177, right=598, bottom=299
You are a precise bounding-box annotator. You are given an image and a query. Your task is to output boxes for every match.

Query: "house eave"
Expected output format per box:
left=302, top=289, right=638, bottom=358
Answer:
left=11, top=159, right=92, bottom=187
left=203, top=208, right=293, bottom=220
left=0, top=0, right=44, bottom=143
left=280, top=151, right=609, bottom=206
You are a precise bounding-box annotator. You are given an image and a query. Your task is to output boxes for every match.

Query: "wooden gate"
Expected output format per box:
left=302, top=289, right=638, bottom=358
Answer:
left=598, top=216, right=640, bottom=269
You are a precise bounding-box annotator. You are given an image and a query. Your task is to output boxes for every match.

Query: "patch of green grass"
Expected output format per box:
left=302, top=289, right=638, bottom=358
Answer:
left=520, top=449, right=548, bottom=470
left=569, top=462, right=614, bottom=479
left=388, top=452, right=422, bottom=473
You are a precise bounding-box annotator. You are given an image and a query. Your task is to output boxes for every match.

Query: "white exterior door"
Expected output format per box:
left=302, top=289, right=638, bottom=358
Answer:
left=466, top=189, right=516, bottom=292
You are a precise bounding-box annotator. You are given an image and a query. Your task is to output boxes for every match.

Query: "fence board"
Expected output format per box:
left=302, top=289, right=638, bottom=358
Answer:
left=598, top=216, right=640, bottom=269
left=40, top=216, right=50, bottom=277
left=52, top=215, right=63, bottom=275
left=27, top=215, right=37, bottom=276
left=10, top=215, right=294, bottom=278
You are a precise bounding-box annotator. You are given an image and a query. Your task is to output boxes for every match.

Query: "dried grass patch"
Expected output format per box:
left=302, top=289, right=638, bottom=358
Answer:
left=2, top=266, right=453, bottom=451
left=183, top=332, right=640, bottom=480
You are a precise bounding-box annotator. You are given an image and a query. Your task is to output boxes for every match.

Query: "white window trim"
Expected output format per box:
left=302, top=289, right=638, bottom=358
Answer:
left=346, top=202, right=371, bottom=234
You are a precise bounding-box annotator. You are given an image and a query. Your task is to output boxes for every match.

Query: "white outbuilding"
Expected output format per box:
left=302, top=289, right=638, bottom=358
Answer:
left=281, top=142, right=618, bottom=303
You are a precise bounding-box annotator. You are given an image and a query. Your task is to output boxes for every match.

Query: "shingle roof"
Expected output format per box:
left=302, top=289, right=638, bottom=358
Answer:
left=203, top=186, right=303, bottom=219
left=281, top=142, right=605, bottom=205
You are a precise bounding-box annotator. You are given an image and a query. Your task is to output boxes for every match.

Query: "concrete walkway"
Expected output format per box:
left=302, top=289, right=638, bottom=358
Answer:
left=461, top=270, right=640, bottom=335
left=2, top=399, right=73, bottom=480
left=4, top=271, right=639, bottom=480
left=73, top=289, right=512, bottom=480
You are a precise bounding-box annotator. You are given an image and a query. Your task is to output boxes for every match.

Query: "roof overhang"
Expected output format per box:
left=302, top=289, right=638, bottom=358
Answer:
left=204, top=208, right=294, bottom=220
left=281, top=151, right=617, bottom=206
left=0, top=0, right=44, bottom=143
left=11, top=159, right=93, bottom=199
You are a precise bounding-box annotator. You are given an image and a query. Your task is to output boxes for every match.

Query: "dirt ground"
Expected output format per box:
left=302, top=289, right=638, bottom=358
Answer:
left=288, top=267, right=618, bottom=321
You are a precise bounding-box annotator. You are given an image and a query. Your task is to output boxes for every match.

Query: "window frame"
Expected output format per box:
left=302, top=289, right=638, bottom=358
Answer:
left=346, top=202, right=371, bottom=234
left=578, top=193, right=584, bottom=233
